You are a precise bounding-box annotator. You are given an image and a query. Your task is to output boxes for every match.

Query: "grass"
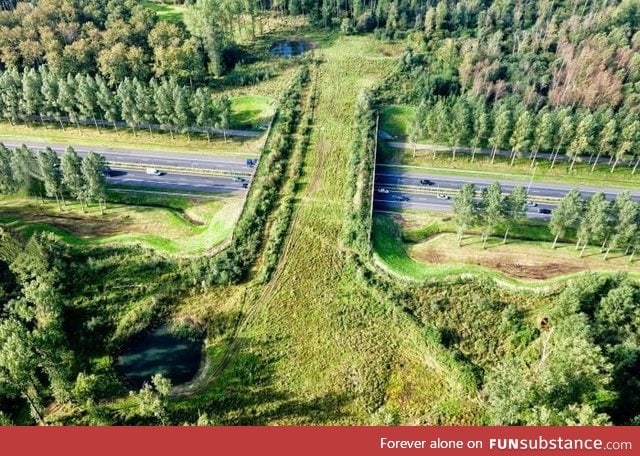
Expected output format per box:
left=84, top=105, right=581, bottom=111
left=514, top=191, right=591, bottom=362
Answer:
left=372, top=213, right=640, bottom=286
left=0, top=121, right=262, bottom=157
left=380, top=105, right=415, bottom=137
left=230, top=95, right=276, bottom=130
left=173, top=34, right=485, bottom=425
left=0, top=194, right=242, bottom=255
left=140, top=0, right=186, bottom=23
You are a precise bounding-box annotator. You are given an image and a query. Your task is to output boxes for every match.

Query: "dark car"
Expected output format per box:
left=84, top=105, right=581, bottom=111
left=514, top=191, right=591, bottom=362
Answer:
left=242, top=182, right=249, bottom=189
left=538, top=208, right=552, bottom=214
left=419, top=179, right=435, bottom=186
left=246, top=158, right=257, bottom=167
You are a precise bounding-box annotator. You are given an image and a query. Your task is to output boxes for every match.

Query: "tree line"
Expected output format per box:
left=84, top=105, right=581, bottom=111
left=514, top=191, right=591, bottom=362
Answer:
left=453, top=183, right=640, bottom=260
left=0, top=143, right=108, bottom=213
left=0, top=68, right=232, bottom=140
left=409, top=96, right=640, bottom=173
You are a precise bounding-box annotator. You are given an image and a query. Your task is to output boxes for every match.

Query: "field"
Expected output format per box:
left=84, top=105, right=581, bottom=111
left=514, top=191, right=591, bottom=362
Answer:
left=0, top=193, right=242, bottom=255
left=230, top=95, right=277, bottom=130
left=372, top=212, right=640, bottom=285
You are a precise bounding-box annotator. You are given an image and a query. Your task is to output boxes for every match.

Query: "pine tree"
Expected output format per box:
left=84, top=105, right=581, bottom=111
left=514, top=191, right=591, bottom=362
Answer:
left=453, top=183, right=477, bottom=246
left=509, top=110, right=534, bottom=166
left=10, top=145, right=36, bottom=193
left=216, top=95, right=231, bottom=142
left=172, top=83, right=193, bottom=140
left=37, top=148, right=64, bottom=209
left=549, top=189, right=582, bottom=249
left=40, top=69, right=62, bottom=129
left=96, top=76, right=119, bottom=132
left=81, top=151, right=107, bottom=214
left=134, top=79, right=155, bottom=136
left=20, top=68, right=43, bottom=125
left=480, top=182, right=505, bottom=248
left=489, top=105, right=512, bottom=164
left=57, top=74, right=80, bottom=131
left=154, top=79, right=175, bottom=139
left=75, top=74, right=101, bottom=132
left=471, top=99, right=490, bottom=162
left=0, top=68, right=22, bottom=126
left=117, top=78, right=139, bottom=135
left=577, top=192, right=609, bottom=257
left=61, top=147, right=86, bottom=211
left=606, top=193, right=639, bottom=260
left=0, top=143, right=17, bottom=194
left=450, top=97, right=472, bottom=161
left=592, top=117, right=617, bottom=173
left=191, top=87, right=214, bottom=142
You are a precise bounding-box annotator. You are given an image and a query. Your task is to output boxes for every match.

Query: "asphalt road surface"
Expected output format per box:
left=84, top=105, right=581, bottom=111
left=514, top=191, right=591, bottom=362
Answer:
left=374, top=165, right=640, bottom=219
left=107, top=168, right=249, bottom=195
left=2, top=140, right=256, bottom=174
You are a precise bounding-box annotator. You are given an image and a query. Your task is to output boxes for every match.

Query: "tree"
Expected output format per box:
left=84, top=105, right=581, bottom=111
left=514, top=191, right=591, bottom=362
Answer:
left=531, top=108, right=555, bottom=166
left=480, top=182, right=505, bottom=248
left=606, top=193, right=639, bottom=260
left=592, top=117, right=617, bottom=173
left=550, top=109, right=574, bottom=169
left=509, top=110, right=534, bottom=166
left=0, top=318, right=45, bottom=424
left=471, top=100, right=490, bottom=162
left=613, top=119, right=640, bottom=174
left=75, top=74, right=100, bottom=132
left=133, top=79, right=155, bottom=136
left=489, top=105, right=512, bottom=164
left=408, top=101, right=427, bottom=158
left=117, top=78, right=139, bottom=136
left=577, top=192, right=609, bottom=257
left=568, top=113, right=596, bottom=172
left=172, top=83, right=193, bottom=140
left=549, top=189, right=582, bottom=248
left=40, top=69, right=63, bottom=129
left=81, top=151, right=107, bottom=213
left=453, top=183, right=477, bottom=245
left=96, top=76, right=119, bottom=132
left=20, top=68, right=43, bottom=125
left=450, top=97, right=472, bottom=161
left=215, top=95, right=232, bottom=142
left=128, top=374, right=171, bottom=424
left=57, top=73, right=80, bottom=131
left=61, top=147, right=86, bottom=211
left=153, top=79, right=175, bottom=139
left=0, top=68, right=22, bottom=126
left=10, top=145, right=36, bottom=193
left=191, top=87, right=214, bottom=142
left=503, top=186, right=527, bottom=243
left=0, top=143, right=16, bottom=194
left=37, top=148, right=64, bottom=209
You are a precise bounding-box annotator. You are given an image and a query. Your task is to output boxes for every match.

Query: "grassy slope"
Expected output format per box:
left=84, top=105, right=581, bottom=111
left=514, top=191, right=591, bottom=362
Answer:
left=140, top=0, right=186, bottom=23
left=0, top=195, right=241, bottom=255
left=0, top=122, right=262, bottom=156
left=188, top=35, right=484, bottom=425
left=230, top=95, right=277, bottom=130
left=372, top=213, right=640, bottom=287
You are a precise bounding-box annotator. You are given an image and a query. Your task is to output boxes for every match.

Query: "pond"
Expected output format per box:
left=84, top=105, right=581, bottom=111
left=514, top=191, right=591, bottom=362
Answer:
left=270, top=39, right=311, bottom=57
left=117, top=324, right=203, bottom=390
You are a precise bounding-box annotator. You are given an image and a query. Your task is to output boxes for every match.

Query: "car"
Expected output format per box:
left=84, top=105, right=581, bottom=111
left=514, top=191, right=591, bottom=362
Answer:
left=246, top=158, right=257, bottom=167
left=146, top=168, right=162, bottom=176
left=233, top=176, right=245, bottom=182
left=392, top=194, right=409, bottom=202
left=376, top=187, right=390, bottom=194
left=526, top=201, right=538, bottom=207
left=436, top=194, right=450, bottom=200
left=538, top=208, right=552, bottom=214
left=420, top=179, right=435, bottom=186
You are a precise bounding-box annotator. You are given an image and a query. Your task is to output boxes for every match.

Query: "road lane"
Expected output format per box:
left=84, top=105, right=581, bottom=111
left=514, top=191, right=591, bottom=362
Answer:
left=107, top=168, right=249, bottom=195
left=1, top=140, right=257, bottom=174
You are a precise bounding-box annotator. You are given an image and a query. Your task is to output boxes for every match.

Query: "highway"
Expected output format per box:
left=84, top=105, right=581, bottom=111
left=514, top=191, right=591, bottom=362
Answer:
left=1, top=140, right=256, bottom=175
left=374, top=165, right=640, bottom=219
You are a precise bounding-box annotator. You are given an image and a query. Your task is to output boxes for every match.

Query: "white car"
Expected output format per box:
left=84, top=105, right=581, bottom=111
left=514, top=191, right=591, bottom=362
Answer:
left=436, top=194, right=450, bottom=200
left=376, top=187, right=390, bottom=194
left=146, top=168, right=162, bottom=176
left=526, top=201, right=538, bottom=207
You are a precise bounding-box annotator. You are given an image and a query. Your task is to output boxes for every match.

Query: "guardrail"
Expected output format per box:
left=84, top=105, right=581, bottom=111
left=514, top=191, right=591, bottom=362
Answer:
left=107, top=161, right=253, bottom=178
